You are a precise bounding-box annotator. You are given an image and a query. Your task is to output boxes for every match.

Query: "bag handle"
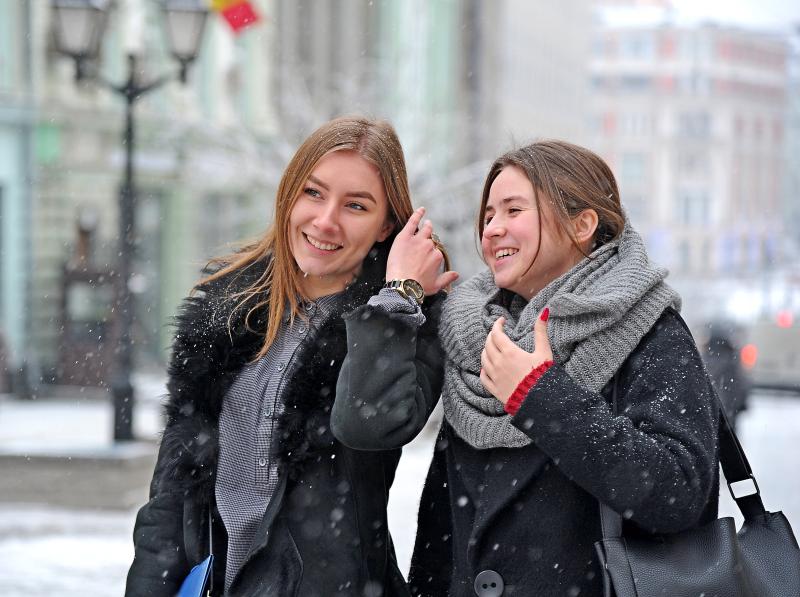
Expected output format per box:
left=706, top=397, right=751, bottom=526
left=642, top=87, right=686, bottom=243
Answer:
left=669, top=312, right=766, bottom=519
left=600, top=317, right=766, bottom=540
left=207, top=505, right=215, bottom=595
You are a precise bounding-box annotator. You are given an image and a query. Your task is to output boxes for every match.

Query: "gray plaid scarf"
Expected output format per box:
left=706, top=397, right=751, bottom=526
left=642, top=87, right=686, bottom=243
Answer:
left=439, top=223, right=681, bottom=449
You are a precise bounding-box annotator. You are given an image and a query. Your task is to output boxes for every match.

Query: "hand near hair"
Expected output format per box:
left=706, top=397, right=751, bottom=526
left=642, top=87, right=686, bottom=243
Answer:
left=480, top=310, right=553, bottom=405
left=386, top=207, right=459, bottom=295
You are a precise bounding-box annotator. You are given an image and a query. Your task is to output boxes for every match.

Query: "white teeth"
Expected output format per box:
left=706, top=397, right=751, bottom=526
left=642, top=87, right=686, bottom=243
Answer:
left=495, top=248, right=518, bottom=259
left=306, top=234, right=341, bottom=251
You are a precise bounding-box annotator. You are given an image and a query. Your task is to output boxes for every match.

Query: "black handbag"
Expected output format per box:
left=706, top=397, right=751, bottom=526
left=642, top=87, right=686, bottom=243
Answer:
left=594, top=372, right=800, bottom=597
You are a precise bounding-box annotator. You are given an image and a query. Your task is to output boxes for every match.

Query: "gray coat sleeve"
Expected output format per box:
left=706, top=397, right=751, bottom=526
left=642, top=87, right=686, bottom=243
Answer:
left=331, top=296, right=445, bottom=450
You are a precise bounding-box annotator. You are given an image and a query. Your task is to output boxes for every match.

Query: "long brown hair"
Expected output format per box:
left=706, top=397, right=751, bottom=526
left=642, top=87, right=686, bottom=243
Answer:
left=477, top=139, right=625, bottom=263
left=201, top=116, right=423, bottom=358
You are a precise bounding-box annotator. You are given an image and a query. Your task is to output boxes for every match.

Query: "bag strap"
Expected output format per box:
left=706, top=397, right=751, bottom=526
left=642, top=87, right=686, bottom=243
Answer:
left=669, top=312, right=766, bottom=519
left=599, top=319, right=766, bottom=540
left=207, top=505, right=215, bottom=595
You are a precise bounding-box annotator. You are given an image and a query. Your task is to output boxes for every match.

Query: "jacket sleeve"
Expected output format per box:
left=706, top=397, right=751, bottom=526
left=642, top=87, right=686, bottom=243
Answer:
left=125, top=436, right=189, bottom=597
left=331, top=296, right=445, bottom=450
left=510, top=309, right=719, bottom=534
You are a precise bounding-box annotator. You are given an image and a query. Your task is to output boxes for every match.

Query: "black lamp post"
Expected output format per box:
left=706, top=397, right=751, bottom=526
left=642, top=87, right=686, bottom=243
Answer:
left=51, top=0, right=209, bottom=441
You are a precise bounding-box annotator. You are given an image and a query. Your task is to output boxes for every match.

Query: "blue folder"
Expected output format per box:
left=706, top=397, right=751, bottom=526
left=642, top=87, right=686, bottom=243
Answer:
left=177, top=554, right=214, bottom=597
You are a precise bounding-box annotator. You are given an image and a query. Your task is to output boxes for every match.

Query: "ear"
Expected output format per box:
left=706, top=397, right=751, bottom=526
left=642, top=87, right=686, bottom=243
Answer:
left=572, top=209, right=599, bottom=248
left=377, top=218, right=395, bottom=242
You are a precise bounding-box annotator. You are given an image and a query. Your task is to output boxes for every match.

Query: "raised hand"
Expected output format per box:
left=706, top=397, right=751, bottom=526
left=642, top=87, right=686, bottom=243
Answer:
left=480, top=309, right=553, bottom=404
left=386, top=207, right=459, bottom=295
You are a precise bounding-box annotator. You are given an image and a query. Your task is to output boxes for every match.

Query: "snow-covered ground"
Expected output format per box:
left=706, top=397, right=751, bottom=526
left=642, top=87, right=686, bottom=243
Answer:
left=0, top=391, right=797, bottom=596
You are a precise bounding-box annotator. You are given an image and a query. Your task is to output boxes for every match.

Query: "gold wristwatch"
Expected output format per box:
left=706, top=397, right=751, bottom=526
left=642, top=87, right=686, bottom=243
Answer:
left=383, top=279, right=425, bottom=305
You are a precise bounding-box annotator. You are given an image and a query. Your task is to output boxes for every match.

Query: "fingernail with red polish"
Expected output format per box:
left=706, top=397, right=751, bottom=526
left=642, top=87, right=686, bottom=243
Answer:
left=540, top=307, right=550, bottom=322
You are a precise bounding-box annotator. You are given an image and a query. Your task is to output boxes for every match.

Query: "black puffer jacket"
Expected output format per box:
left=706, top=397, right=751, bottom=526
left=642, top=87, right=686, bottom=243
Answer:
left=125, top=243, right=444, bottom=597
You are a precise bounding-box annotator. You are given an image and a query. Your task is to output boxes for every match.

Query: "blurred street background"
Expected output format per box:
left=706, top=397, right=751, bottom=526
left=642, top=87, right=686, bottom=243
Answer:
left=1, top=0, right=799, bottom=594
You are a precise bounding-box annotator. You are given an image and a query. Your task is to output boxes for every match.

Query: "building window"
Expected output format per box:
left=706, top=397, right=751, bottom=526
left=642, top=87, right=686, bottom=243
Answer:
left=675, top=188, right=710, bottom=225
left=677, top=111, right=711, bottom=138
left=619, top=75, right=652, bottom=92
left=678, top=240, right=691, bottom=271
left=621, top=191, right=648, bottom=225
left=620, top=34, right=655, bottom=60
left=620, top=152, right=647, bottom=183
left=677, top=152, right=708, bottom=175
left=620, top=113, right=653, bottom=136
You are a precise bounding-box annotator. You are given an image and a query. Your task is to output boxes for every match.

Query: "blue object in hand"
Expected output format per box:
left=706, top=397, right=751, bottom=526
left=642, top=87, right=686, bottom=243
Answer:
left=177, top=555, right=214, bottom=597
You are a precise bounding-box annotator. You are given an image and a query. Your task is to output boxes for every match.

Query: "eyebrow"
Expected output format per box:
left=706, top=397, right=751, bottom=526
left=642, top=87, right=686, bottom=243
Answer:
left=308, top=175, right=378, bottom=204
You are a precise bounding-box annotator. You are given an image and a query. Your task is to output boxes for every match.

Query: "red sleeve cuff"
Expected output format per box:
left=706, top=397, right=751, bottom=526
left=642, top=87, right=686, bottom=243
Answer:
left=505, top=360, right=555, bottom=416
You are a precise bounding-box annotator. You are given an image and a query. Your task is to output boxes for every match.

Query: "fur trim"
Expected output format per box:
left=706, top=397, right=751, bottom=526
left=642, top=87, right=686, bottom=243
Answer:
left=155, top=241, right=400, bottom=490
left=157, top=260, right=268, bottom=495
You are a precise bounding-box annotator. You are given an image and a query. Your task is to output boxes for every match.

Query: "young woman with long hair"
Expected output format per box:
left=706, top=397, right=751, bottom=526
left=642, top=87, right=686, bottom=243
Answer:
left=125, top=116, right=457, bottom=597
left=337, top=139, right=720, bottom=596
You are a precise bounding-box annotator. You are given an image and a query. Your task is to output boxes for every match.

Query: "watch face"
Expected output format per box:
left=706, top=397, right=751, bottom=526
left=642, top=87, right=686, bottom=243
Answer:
left=402, top=279, right=424, bottom=302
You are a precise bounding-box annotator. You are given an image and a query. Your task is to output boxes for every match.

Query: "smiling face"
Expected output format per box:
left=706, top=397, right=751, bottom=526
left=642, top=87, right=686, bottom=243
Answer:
left=481, top=165, right=583, bottom=300
left=288, top=150, right=394, bottom=299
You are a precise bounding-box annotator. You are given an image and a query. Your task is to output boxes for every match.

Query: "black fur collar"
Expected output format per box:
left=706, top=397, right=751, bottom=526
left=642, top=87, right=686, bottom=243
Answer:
left=155, top=241, right=393, bottom=496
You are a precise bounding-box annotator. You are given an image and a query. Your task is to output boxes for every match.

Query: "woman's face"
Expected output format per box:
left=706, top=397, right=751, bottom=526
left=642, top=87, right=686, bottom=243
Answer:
left=481, top=165, right=580, bottom=300
left=289, top=150, right=393, bottom=299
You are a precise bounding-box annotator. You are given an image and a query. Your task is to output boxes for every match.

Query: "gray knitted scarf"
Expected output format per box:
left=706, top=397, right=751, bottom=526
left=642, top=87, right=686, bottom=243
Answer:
left=440, top=223, right=681, bottom=449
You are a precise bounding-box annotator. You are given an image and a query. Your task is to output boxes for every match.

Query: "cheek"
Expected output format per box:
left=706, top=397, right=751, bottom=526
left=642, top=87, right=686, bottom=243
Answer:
left=287, top=202, right=305, bottom=229
left=480, top=236, right=492, bottom=261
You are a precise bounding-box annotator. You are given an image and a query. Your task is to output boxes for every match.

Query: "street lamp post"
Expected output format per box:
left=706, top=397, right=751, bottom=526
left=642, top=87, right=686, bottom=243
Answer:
left=51, top=0, right=209, bottom=441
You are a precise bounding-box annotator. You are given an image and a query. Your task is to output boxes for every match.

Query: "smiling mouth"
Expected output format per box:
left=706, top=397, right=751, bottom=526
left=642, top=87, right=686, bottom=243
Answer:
left=494, top=248, right=519, bottom=261
left=305, top=233, right=342, bottom=252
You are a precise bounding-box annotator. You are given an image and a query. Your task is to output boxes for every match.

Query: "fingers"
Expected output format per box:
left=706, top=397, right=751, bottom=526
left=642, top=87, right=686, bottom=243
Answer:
left=488, top=317, right=515, bottom=354
left=479, top=367, right=494, bottom=394
left=401, top=207, right=426, bottom=237
left=418, top=219, right=434, bottom=239
left=431, top=270, right=459, bottom=292
left=533, top=307, right=552, bottom=355
left=482, top=319, right=505, bottom=372
left=485, top=318, right=504, bottom=355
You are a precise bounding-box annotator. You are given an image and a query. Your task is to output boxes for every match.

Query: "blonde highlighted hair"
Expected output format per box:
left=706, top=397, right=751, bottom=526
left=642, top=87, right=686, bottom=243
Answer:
left=200, top=116, right=427, bottom=358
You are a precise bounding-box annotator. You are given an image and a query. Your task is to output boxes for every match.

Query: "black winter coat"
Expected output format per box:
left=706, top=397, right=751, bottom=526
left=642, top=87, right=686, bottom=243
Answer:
left=125, top=244, right=444, bottom=597
left=406, top=307, right=720, bottom=597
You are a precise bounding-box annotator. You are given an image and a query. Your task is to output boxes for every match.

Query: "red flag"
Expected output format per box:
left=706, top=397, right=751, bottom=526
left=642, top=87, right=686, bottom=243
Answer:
left=212, top=0, right=260, bottom=34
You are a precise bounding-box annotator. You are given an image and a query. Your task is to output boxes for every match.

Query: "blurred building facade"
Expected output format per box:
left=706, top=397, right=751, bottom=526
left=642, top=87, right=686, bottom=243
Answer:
left=589, top=7, right=789, bottom=323
left=0, top=0, right=695, bottom=387
left=0, top=1, right=279, bottom=385
left=465, top=0, right=592, bottom=157
left=0, top=1, right=35, bottom=391
left=786, top=31, right=800, bottom=258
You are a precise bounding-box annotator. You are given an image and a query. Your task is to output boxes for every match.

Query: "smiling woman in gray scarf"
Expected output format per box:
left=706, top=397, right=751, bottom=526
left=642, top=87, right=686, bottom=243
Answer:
left=336, top=139, right=720, bottom=597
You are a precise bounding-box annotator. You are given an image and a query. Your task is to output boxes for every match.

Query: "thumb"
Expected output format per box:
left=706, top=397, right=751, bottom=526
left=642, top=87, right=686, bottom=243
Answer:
left=533, top=307, right=552, bottom=353
left=432, top=270, right=460, bottom=293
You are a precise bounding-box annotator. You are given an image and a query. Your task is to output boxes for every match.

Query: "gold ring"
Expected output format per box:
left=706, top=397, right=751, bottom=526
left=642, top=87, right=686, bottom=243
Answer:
left=431, top=233, right=442, bottom=249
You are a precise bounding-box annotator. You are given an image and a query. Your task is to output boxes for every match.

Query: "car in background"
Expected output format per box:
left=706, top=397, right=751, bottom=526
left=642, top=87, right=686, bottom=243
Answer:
left=740, top=310, right=800, bottom=394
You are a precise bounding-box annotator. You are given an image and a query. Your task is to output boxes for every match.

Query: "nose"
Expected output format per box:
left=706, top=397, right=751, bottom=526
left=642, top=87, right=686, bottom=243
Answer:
left=312, top=201, right=340, bottom=234
left=483, top=218, right=505, bottom=240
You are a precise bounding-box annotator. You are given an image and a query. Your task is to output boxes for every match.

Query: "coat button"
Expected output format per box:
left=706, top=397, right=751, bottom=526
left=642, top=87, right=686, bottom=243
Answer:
left=474, top=569, right=504, bottom=597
